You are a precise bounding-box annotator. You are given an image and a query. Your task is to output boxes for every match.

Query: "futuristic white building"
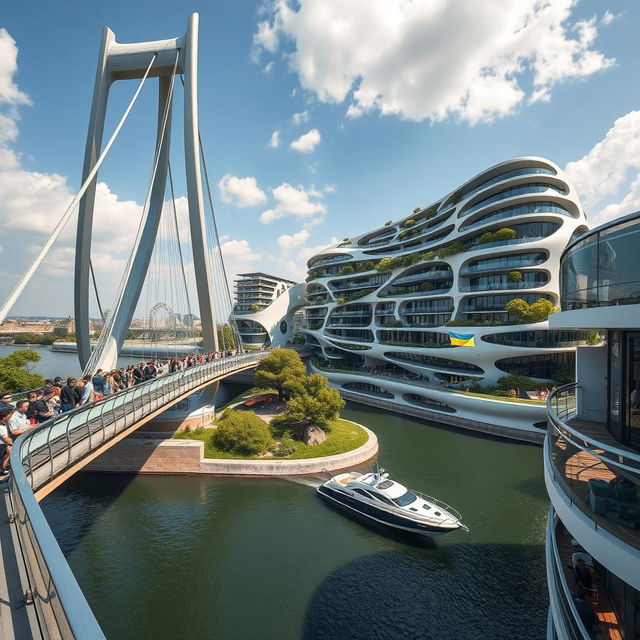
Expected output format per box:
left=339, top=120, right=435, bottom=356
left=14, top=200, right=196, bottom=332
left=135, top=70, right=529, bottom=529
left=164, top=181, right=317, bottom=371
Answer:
left=233, top=272, right=304, bottom=348
left=302, top=157, right=589, bottom=441
left=545, top=212, right=640, bottom=639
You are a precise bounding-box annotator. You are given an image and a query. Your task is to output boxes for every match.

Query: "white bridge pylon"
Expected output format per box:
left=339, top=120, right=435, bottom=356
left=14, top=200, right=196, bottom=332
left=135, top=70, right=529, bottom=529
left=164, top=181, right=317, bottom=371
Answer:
left=77, top=13, right=218, bottom=373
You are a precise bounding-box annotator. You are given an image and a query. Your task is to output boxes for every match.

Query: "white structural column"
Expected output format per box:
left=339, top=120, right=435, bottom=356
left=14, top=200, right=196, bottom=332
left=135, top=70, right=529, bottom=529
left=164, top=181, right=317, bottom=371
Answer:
left=74, top=13, right=218, bottom=373
left=183, top=13, right=219, bottom=354
left=75, top=27, right=115, bottom=368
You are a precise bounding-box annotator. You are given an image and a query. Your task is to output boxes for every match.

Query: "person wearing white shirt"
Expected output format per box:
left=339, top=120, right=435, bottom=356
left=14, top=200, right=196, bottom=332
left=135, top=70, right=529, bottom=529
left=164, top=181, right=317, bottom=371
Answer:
left=7, top=400, right=30, bottom=439
left=0, top=407, right=14, bottom=477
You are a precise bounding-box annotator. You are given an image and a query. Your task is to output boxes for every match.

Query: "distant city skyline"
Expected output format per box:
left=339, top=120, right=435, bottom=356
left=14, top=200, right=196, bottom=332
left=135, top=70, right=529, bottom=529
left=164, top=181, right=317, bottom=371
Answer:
left=0, top=1, right=638, bottom=317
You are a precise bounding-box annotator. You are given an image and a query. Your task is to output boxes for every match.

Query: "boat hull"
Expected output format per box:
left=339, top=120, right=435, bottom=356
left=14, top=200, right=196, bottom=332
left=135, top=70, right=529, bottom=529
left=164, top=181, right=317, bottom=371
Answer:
left=317, top=485, right=459, bottom=538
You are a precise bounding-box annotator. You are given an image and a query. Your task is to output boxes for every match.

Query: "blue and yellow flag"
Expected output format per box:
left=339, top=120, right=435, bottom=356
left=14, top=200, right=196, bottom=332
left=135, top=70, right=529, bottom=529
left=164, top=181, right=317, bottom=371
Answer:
left=449, top=332, right=475, bottom=347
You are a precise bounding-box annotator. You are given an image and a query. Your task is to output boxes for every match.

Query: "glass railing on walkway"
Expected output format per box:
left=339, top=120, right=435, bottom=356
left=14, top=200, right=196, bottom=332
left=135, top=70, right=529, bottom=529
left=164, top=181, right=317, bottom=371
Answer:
left=546, top=384, right=640, bottom=552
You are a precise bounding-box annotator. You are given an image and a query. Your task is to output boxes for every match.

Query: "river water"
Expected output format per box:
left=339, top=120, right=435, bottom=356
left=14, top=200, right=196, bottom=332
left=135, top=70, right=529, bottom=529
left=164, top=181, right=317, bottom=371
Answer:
left=12, top=345, right=549, bottom=639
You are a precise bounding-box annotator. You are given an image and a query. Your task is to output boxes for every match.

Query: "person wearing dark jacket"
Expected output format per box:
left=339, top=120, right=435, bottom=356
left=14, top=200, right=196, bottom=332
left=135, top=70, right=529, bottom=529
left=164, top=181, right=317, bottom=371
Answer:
left=26, top=391, right=53, bottom=423
left=60, top=378, right=77, bottom=413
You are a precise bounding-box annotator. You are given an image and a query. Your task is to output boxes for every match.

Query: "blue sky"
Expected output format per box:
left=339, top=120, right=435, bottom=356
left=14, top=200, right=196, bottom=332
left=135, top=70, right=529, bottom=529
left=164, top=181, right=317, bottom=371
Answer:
left=0, top=0, right=639, bottom=317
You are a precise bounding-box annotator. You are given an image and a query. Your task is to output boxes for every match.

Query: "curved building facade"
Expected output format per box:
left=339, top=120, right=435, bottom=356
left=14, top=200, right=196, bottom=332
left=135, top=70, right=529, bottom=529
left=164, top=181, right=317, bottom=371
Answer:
left=545, top=212, right=640, bottom=639
left=234, top=272, right=304, bottom=348
left=302, top=157, right=589, bottom=439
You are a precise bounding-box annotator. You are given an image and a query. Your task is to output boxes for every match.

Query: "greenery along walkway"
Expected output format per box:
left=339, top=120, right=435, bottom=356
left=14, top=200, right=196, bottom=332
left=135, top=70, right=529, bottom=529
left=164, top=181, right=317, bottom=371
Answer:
left=450, top=389, right=546, bottom=405
left=174, top=418, right=368, bottom=460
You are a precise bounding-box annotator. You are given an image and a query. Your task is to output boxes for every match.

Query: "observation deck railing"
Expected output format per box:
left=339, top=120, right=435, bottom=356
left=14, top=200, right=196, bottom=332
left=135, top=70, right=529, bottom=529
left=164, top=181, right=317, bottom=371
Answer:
left=546, top=383, right=640, bottom=552
left=9, top=352, right=263, bottom=640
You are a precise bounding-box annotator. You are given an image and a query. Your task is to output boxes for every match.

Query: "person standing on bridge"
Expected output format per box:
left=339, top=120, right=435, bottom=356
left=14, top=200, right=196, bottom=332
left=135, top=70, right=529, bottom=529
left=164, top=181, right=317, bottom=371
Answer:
left=92, top=369, right=106, bottom=397
left=26, top=390, right=53, bottom=423
left=59, top=378, right=77, bottom=413
left=80, top=375, right=95, bottom=405
left=8, top=400, right=31, bottom=439
left=0, top=407, right=14, bottom=479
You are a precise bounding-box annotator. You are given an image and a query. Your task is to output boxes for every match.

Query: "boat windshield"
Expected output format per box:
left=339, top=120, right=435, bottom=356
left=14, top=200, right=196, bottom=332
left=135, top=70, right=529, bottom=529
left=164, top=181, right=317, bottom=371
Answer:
left=392, top=490, right=418, bottom=507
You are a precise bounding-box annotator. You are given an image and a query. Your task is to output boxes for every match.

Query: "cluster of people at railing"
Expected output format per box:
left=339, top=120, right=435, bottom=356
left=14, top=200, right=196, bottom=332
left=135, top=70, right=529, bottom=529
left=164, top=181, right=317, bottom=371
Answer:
left=0, top=349, right=247, bottom=480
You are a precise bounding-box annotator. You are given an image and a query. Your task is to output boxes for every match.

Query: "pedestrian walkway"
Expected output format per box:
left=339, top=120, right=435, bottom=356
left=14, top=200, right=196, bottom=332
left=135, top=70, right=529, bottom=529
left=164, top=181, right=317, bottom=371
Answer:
left=0, top=483, right=40, bottom=639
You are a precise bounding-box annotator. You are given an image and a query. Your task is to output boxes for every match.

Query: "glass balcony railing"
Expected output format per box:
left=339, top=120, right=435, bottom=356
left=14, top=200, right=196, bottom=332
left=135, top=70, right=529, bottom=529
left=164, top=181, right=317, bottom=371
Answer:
left=547, top=384, right=640, bottom=552
left=459, top=280, right=547, bottom=292
left=561, top=210, right=640, bottom=309
left=546, top=508, right=592, bottom=640
left=391, top=270, right=452, bottom=285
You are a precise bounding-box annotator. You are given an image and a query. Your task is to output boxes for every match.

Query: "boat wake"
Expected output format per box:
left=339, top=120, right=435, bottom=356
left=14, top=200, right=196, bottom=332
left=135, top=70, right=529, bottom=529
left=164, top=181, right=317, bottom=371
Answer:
left=282, top=476, right=325, bottom=488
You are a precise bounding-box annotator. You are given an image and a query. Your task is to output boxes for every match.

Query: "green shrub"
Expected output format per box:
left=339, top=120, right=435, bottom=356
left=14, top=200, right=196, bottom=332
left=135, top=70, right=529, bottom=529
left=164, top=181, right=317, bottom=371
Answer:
left=496, top=375, right=540, bottom=391
left=213, top=410, right=274, bottom=456
left=272, top=430, right=298, bottom=457
left=494, top=227, right=517, bottom=241
left=342, top=237, right=350, bottom=243
left=403, top=219, right=416, bottom=227
left=413, top=207, right=421, bottom=213
left=384, top=220, right=393, bottom=226
left=507, top=271, right=523, bottom=283
left=338, top=265, right=354, bottom=275
left=478, top=232, right=494, bottom=244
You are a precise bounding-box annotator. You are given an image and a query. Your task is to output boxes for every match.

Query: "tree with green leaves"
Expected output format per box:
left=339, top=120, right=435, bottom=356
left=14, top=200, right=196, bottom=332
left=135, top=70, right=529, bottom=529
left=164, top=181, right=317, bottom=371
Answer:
left=213, top=410, right=273, bottom=455
left=217, top=323, right=237, bottom=349
left=280, top=373, right=345, bottom=429
left=0, top=349, right=44, bottom=394
left=254, top=349, right=306, bottom=400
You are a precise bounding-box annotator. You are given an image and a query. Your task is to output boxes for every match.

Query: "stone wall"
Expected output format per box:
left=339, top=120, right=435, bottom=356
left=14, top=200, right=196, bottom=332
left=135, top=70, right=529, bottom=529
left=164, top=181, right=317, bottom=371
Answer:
left=84, top=422, right=378, bottom=476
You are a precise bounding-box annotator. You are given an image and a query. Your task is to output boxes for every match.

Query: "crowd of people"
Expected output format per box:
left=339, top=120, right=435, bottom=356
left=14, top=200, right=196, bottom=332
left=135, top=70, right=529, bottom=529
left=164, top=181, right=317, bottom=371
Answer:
left=0, top=349, right=243, bottom=480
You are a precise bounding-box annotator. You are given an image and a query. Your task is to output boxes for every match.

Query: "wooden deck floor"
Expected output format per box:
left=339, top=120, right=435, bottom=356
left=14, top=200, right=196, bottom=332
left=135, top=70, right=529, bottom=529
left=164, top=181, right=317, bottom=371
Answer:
left=551, top=435, right=640, bottom=551
left=557, top=522, right=622, bottom=640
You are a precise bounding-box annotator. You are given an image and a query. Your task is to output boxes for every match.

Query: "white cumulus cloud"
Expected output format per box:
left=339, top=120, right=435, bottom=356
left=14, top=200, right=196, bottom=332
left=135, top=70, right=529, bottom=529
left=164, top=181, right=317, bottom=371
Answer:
left=565, top=110, right=640, bottom=222
left=255, top=0, right=614, bottom=125
left=260, top=183, right=327, bottom=225
left=217, top=173, right=268, bottom=207
left=267, top=130, right=280, bottom=148
left=292, top=110, right=310, bottom=125
left=290, top=128, right=321, bottom=153
left=277, top=229, right=310, bottom=250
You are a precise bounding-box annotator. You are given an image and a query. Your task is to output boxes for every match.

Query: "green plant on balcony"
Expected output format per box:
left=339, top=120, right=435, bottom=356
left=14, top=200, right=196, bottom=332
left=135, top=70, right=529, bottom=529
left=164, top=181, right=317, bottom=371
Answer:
left=338, top=264, right=355, bottom=275
left=403, top=219, right=416, bottom=227
left=494, top=227, right=517, bottom=241
left=413, top=207, right=421, bottom=214
left=342, top=237, right=351, bottom=243
left=384, top=220, right=393, bottom=226
left=419, top=282, right=433, bottom=292
left=375, top=257, right=393, bottom=272
left=336, top=297, right=347, bottom=304
left=478, top=227, right=517, bottom=244
left=437, top=240, right=464, bottom=257
left=504, top=297, right=557, bottom=323
left=249, top=304, right=260, bottom=312
left=507, top=270, right=523, bottom=283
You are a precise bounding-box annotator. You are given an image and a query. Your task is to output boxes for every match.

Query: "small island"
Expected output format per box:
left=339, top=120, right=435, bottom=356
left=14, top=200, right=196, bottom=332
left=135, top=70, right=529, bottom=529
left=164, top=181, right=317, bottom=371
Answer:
left=172, top=349, right=377, bottom=471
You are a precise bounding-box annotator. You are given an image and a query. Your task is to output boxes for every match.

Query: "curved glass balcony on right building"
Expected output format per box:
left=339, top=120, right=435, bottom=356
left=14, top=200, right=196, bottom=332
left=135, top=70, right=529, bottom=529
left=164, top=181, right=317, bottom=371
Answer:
left=545, top=211, right=640, bottom=640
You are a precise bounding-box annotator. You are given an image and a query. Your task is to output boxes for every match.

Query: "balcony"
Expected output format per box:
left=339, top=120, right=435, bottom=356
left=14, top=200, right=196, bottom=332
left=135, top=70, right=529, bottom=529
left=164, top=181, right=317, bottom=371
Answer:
left=546, top=508, right=624, bottom=640
left=459, top=280, right=547, bottom=292
left=391, top=269, right=452, bottom=286
left=546, top=384, right=640, bottom=555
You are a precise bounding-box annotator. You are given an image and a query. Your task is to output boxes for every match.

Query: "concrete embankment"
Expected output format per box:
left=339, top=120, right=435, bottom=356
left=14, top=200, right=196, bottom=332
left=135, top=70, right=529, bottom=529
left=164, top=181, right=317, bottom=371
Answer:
left=339, top=391, right=545, bottom=444
left=85, top=422, right=378, bottom=476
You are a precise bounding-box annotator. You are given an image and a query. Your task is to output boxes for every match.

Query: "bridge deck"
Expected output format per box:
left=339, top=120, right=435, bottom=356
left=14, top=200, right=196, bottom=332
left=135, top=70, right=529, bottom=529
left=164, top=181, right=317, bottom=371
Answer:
left=0, top=483, right=40, bottom=639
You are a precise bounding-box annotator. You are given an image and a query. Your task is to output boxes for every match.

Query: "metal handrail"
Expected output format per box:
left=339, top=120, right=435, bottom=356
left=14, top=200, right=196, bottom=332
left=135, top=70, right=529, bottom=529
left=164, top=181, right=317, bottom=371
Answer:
left=8, top=352, right=263, bottom=639
left=546, top=383, right=640, bottom=476
left=546, top=507, right=590, bottom=640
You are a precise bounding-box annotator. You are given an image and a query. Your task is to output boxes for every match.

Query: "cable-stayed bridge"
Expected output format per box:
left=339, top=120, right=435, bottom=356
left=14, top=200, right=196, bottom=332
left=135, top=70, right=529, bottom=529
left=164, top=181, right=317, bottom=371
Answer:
left=0, top=14, right=263, bottom=639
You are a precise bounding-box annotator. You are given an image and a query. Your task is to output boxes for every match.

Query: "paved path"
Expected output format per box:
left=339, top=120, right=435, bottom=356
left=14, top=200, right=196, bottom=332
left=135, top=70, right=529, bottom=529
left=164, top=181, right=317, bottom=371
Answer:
left=0, top=483, right=40, bottom=639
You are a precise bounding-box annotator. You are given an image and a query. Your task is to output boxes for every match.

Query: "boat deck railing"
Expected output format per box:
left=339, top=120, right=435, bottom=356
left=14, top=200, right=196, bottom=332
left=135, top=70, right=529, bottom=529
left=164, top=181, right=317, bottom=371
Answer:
left=412, top=491, right=468, bottom=530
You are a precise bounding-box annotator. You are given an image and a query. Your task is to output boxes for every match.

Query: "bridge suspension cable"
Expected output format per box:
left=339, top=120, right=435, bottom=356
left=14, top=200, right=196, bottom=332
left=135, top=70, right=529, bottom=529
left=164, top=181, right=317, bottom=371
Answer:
left=0, top=52, right=158, bottom=326
left=84, top=52, right=179, bottom=375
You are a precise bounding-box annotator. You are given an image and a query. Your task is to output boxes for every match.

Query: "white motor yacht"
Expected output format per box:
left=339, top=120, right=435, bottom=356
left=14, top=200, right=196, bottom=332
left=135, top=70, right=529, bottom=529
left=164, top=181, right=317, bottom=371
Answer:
left=317, top=469, right=468, bottom=538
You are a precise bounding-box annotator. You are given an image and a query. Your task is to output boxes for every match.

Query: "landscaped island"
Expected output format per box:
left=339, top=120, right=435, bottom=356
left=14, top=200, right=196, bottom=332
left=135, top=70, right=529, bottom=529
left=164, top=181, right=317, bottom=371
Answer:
left=174, top=349, right=372, bottom=461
